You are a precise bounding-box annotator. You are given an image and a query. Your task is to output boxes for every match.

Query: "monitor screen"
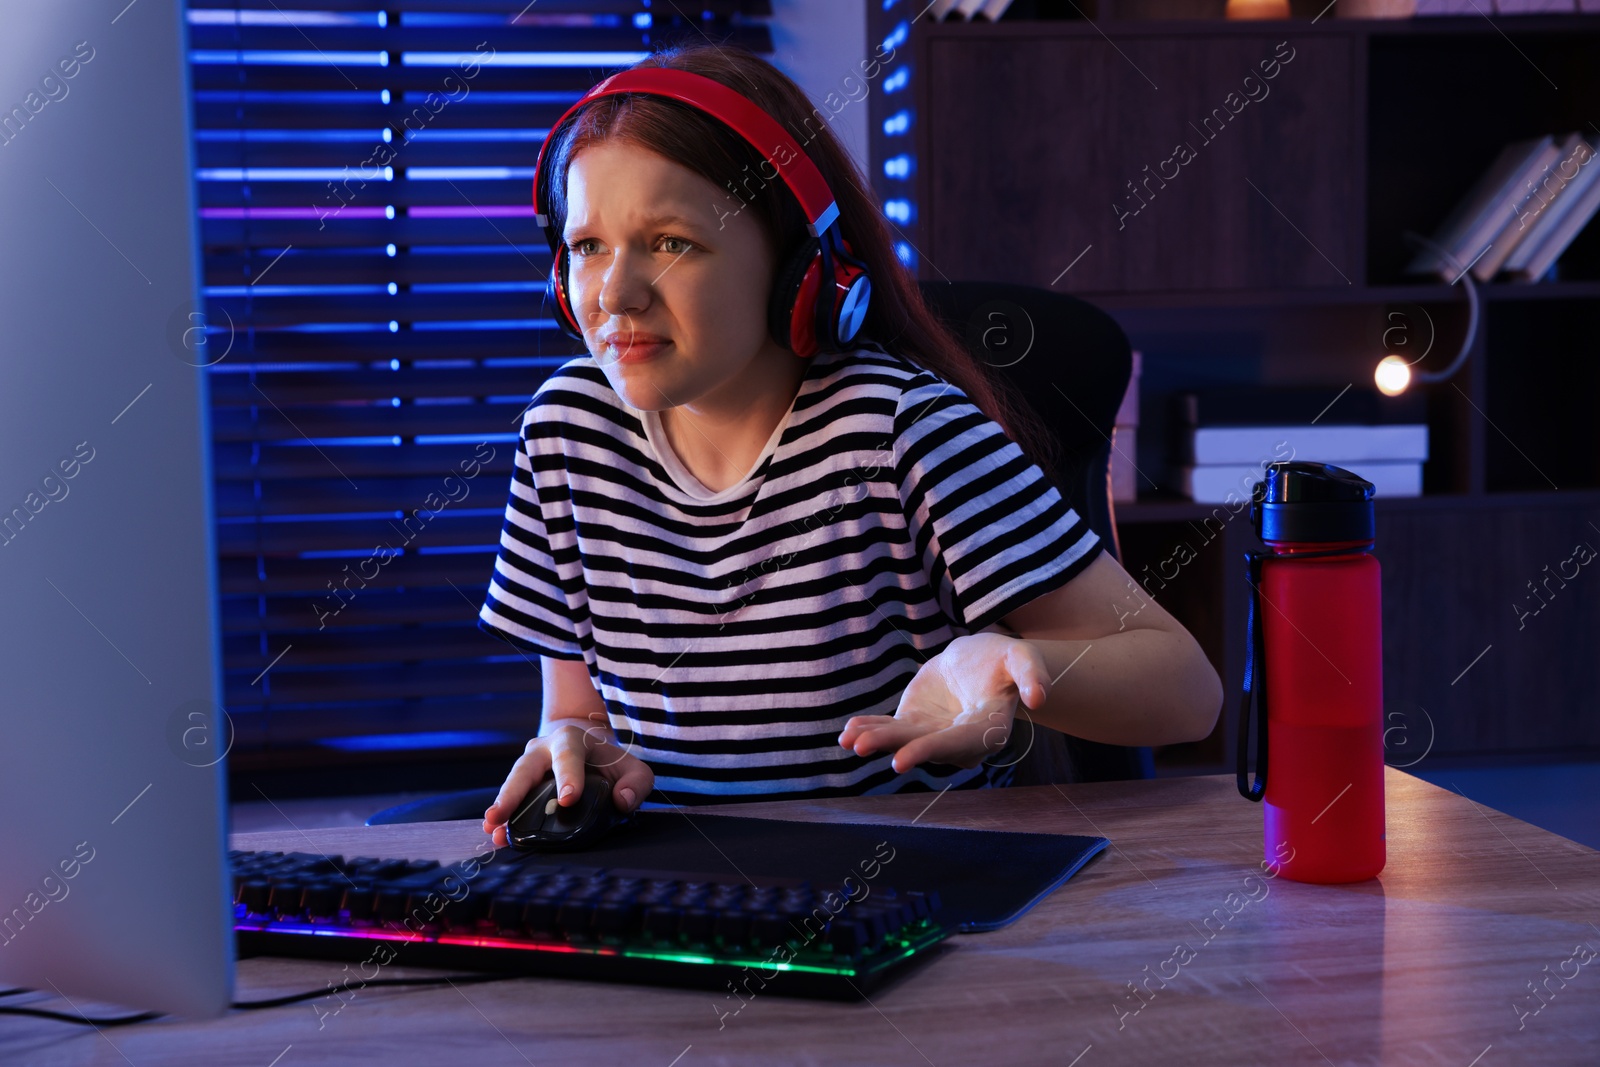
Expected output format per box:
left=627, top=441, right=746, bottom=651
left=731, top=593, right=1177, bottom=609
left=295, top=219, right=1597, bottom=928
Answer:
left=0, top=0, right=234, bottom=1018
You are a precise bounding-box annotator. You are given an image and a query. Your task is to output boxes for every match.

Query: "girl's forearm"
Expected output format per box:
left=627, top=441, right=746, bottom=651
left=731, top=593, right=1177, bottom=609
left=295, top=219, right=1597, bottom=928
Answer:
left=1021, top=630, right=1223, bottom=747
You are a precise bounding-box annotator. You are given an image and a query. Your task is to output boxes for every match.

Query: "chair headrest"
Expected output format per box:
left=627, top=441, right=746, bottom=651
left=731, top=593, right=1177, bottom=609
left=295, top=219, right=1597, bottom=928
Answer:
left=915, top=279, right=1133, bottom=459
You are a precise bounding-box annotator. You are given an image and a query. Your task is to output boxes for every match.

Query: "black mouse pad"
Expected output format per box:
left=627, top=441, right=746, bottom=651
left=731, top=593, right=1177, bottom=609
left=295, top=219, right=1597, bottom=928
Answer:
left=497, top=811, right=1108, bottom=933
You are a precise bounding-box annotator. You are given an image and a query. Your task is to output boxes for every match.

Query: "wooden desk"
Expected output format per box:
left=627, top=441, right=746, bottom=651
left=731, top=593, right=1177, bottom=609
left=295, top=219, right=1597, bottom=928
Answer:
left=5, top=768, right=1598, bottom=1066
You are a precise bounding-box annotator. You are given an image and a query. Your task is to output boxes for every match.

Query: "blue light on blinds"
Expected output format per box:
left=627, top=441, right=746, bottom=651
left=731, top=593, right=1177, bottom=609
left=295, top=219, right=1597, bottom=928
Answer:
left=194, top=90, right=387, bottom=104
left=411, top=319, right=548, bottom=331
left=191, top=51, right=389, bottom=66
left=402, top=51, right=648, bottom=67
left=399, top=12, right=625, bottom=26
left=188, top=9, right=380, bottom=25
left=884, top=199, right=915, bottom=224
left=205, top=285, right=388, bottom=298
left=405, top=129, right=549, bottom=142
left=316, top=731, right=520, bottom=752
left=195, top=129, right=385, bottom=142
left=406, top=167, right=536, bottom=180
left=274, top=437, right=407, bottom=448
left=412, top=244, right=547, bottom=255
left=197, top=167, right=392, bottom=181
left=276, top=323, right=396, bottom=333
left=883, top=110, right=911, bottom=136
left=414, top=434, right=520, bottom=446
left=411, top=281, right=541, bottom=294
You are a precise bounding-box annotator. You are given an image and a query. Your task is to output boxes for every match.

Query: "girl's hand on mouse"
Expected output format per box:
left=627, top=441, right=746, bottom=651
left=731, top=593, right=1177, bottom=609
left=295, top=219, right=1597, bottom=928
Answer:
left=837, top=633, right=1051, bottom=772
left=481, top=717, right=654, bottom=847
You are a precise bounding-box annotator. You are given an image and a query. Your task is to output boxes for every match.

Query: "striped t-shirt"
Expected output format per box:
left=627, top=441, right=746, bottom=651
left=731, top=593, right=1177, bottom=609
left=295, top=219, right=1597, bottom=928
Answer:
left=477, top=340, right=1102, bottom=804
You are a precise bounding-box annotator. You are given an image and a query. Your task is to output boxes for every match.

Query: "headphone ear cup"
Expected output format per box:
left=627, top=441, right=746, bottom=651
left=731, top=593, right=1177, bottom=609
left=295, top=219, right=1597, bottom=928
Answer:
left=768, top=235, right=822, bottom=358
left=830, top=238, right=871, bottom=348
left=546, top=244, right=584, bottom=341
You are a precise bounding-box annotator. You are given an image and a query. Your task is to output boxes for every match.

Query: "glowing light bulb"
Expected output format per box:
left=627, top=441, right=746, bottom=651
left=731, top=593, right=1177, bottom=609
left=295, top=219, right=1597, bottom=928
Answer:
left=1375, top=354, right=1411, bottom=396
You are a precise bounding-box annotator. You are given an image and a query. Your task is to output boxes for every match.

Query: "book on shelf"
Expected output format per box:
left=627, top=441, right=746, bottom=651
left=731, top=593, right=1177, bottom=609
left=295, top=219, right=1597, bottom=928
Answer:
left=1179, top=461, right=1422, bottom=503
left=1406, top=135, right=1561, bottom=282
left=1471, top=133, right=1592, bottom=281
left=1183, top=424, right=1429, bottom=467
left=926, top=0, right=1021, bottom=19
left=1174, top=385, right=1426, bottom=430
left=1504, top=137, right=1600, bottom=283
left=1492, top=0, right=1575, bottom=11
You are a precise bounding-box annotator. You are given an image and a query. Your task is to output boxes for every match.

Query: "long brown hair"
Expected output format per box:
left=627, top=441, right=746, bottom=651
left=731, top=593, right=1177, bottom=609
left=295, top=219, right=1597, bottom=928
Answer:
left=544, top=43, right=1062, bottom=485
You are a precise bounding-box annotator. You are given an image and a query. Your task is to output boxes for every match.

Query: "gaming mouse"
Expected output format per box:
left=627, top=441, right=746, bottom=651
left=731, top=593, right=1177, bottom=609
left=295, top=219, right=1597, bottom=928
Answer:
left=506, top=770, right=629, bottom=852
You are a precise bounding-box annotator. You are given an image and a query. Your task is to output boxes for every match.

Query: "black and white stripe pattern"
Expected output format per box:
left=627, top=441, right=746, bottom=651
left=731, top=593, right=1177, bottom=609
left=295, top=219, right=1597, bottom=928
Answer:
left=478, top=341, right=1102, bottom=803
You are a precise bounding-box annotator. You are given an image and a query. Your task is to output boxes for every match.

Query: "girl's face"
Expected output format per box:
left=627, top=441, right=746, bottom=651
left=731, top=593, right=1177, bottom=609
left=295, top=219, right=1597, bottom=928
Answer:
left=561, top=140, right=790, bottom=413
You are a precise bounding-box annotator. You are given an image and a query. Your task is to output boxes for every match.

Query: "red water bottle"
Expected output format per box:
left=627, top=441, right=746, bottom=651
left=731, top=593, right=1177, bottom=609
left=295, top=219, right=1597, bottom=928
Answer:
left=1237, top=462, right=1385, bottom=883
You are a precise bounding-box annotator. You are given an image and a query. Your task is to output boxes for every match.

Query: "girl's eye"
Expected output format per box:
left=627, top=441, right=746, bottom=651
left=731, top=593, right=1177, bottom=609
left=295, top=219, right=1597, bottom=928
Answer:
left=566, top=235, right=694, bottom=256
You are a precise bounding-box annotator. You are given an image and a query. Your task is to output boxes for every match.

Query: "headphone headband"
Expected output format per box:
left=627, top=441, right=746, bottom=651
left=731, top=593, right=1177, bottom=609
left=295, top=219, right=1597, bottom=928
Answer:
left=532, top=67, right=840, bottom=243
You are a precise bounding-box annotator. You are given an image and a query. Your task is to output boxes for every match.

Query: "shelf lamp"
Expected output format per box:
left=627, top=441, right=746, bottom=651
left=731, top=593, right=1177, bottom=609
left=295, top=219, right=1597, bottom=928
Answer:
left=1373, top=231, right=1481, bottom=396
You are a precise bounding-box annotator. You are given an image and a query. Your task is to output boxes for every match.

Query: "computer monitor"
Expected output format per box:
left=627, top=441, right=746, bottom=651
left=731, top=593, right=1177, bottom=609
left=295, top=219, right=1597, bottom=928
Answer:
left=0, top=0, right=234, bottom=1017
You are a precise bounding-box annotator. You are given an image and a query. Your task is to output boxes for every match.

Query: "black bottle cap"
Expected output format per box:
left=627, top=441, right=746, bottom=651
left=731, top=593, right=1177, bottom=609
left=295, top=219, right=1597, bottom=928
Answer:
left=1249, top=462, right=1376, bottom=545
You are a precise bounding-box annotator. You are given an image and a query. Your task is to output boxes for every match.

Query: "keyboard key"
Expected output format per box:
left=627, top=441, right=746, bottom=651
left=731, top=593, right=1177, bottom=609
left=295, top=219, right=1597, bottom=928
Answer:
left=749, top=912, right=796, bottom=948
left=521, top=897, right=562, bottom=937
left=556, top=900, right=596, bottom=937
left=267, top=882, right=306, bottom=917
left=343, top=884, right=376, bottom=921
left=642, top=905, right=682, bottom=941
left=303, top=883, right=344, bottom=920
left=373, top=888, right=408, bottom=922
left=487, top=894, right=528, bottom=930
left=591, top=900, right=638, bottom=937
left=713, top=910, right=750, bottom=948
left=238, top=880, right=272, bottom=915
left=828, top=919, right=868, bottom=956
left=680, top=908, right=714, bottom=944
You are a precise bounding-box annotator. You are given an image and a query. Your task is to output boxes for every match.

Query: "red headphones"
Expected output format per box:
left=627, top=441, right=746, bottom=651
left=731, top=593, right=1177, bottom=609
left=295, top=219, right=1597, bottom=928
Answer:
left=532, top=67, right=873, bottom=359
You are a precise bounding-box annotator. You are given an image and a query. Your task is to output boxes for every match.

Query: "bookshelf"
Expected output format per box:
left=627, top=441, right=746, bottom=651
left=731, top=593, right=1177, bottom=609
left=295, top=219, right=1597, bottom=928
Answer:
left=867, top=8, right=1600, bottom=774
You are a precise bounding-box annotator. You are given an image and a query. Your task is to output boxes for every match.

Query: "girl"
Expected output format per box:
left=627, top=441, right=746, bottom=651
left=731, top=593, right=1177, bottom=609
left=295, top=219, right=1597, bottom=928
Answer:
left=479, top=44, right=1221, bottom=844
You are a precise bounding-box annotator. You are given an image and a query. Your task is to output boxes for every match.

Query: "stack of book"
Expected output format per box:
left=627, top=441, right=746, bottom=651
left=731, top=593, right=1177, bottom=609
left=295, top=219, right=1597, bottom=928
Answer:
left=1407, top=132, right=1600, bottom=284
left=1172, top=387, right=1429, bottom=503
left=927, top=0, right=1017, bottom=19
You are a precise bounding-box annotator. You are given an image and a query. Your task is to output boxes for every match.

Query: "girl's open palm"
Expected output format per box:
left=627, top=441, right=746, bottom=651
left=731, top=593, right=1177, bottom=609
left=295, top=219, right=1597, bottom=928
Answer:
left=837, top=633, right=1052, bottom=772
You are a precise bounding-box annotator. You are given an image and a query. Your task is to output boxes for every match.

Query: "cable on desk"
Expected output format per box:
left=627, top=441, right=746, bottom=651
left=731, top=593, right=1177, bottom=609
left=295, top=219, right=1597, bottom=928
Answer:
left=232, top=972, right=511, bottom=1010
left=0, top=1005, right=164, bottom=1028
left=0, top=973, right=516, bottom=1027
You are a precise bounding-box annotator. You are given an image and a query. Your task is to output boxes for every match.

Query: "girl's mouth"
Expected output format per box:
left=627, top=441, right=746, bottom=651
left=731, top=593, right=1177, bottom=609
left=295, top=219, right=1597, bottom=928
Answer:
left=609, top=338, right=671, bottom=364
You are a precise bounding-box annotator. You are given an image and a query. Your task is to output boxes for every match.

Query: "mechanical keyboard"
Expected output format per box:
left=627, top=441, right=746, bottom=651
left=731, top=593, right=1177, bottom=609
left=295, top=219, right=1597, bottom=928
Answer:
left=230, top=848, right=950, bottom=998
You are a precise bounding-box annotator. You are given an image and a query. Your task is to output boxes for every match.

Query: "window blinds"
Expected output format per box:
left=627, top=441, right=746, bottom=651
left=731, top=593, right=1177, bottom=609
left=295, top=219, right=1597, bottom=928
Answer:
left=189, top=1, right=774, bottom=762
